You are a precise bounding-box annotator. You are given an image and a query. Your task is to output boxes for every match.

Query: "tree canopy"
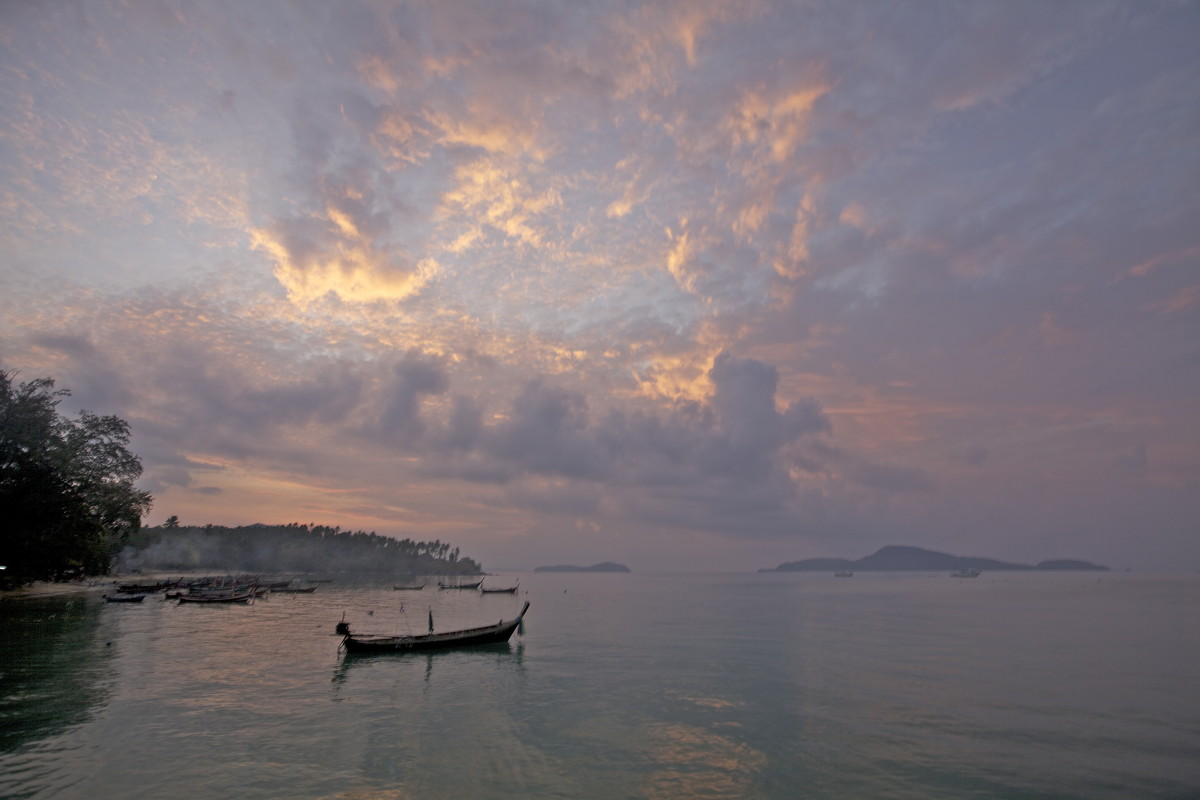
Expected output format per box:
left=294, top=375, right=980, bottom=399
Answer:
left=119, top=522, right=480, bottom=576
left=1, top=371, right=152, bottom=581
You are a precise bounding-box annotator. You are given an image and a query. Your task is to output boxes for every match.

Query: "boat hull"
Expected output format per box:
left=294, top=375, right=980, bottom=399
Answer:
left=342, top=602, right=528, bottom=654
left=177, top=591, right=256, bottom=603
left=104, top=593, right=149, bottom=603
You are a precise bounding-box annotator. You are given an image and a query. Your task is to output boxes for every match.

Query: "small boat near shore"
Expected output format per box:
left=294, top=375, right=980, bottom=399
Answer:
left=481, top=584, right=519, bottom=594
left=437, top=579, right=483, bottom=590
left=834, top=570, right=853, bottom=578
left=340, top=601, right=529, bottom=654
left=117, top=580, right=179, bottom=594
left=177, top=587, right=258, bottom=604
left=950, top=568, right=981, bottom=578
left=104, top=592, right=150, bottom=603
left=274, top=578, right=318, bottom=593
left=393, top=583, right=425, bottom=591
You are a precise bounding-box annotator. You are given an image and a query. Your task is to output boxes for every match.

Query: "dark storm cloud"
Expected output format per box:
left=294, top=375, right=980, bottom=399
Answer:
left=484, top=380, right=604, bottom=479
left=377, top=352, right=450, bottom=447
left=408, top=352, right=837, bottom=537
left=27, top=334, right=133, bottom=414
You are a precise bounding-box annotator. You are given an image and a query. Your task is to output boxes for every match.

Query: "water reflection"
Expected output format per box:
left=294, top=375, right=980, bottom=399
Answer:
left=0, top=596, right=116, bottom=752
left=640, top=721, right=769, bottom=799
left=330, top=642, right=524, bottom=696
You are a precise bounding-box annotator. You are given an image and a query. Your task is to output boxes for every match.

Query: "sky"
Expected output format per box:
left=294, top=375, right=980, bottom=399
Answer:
left=2, top=1, right=1198, bottom=573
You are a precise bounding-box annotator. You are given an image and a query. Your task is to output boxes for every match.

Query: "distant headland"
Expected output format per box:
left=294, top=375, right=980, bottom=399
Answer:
left=533, top=562, right=630, bottom=573
left=760, top=545, right=1108, bottom=573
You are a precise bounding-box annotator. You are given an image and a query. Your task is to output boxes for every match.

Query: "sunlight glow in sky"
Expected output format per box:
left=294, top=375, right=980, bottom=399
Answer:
left=2, top=1, right=1198, bottom=571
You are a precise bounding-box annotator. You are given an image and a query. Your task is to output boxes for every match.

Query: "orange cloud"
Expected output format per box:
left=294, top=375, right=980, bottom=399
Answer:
left=1129, top=243, right=1200, bottom=277
left=729, top=83, right=829, bottom=163
left=251, top=221, right=438, bottom=306
left=438, top=158, right=562, bottom=248
left=1148, top=284, right=1200, bottom=315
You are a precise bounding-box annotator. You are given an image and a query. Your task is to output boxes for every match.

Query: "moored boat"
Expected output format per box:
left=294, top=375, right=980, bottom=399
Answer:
left=950, top=567, right=981, bottom=578
left=340, top=601, right=529, bottom=654
left=834, top=570, right=853, bottom=578
left=275, top=578, right=318, bottom=593
left=104, top=592, right=150, bottom=603
left=393, top=583, right=425, bottom=591
left=117, top=580, right=179, bottom=594
left=481, top=584, right=519, bottom=594
left=177, top=587, right=258, bottom=603
left=437, top=579, right=483, bottom=590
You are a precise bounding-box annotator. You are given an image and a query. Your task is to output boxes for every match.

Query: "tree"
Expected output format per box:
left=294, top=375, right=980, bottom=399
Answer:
left=0, top=371, right=153, bottom=580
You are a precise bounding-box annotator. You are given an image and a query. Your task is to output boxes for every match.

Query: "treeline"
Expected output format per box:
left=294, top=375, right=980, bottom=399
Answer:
left=2, top=371, right=152, bottom=584
left=118, top=521, right=482, bottom=576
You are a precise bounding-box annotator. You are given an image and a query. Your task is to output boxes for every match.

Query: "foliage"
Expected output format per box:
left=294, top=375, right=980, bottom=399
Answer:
left=118, top=522, right=480, bottom=576
left=0, top=371, right=152, bottom=581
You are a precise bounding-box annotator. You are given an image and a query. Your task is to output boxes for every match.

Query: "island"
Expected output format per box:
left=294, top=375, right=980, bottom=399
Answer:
left=533, top=562, right=631, bottom=573
left=760, top=545, right=1108, bottom=573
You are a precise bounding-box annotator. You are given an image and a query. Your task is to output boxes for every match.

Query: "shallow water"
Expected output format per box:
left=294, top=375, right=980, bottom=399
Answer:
left=2, top=571, right=1198, bottom=798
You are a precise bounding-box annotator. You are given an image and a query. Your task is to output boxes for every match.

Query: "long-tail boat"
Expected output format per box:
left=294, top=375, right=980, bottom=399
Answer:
left=436, top=579, right=483, bottom=590
left=340, top=601, right=529, bottom=654
left=177, top=587, right=257, bottom=604
left=104, top=592, right=150, bottom=603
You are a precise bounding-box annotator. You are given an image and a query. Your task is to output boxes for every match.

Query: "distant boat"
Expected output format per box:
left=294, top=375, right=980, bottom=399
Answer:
left=834, top=570, right=853, bottom=578
left=104, top=592, right=150, bottom=603
left=393, top=583, right=425, bottom=591
left=177, top=587, right=257, bottom=603
left=437, top=579, right=483, bottom=590
left=340, top=602, right=529, bottom=654
left=950, top=568, right=981, bottom=578
left=117, top=580, right=178, bottom=593
left=481, top=584, right=519, bottom=594
left=275, top=578, right=318, bottom=593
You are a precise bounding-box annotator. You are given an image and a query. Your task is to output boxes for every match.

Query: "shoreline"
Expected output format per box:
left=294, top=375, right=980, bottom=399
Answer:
left=1, top=580, right=114, bottom=600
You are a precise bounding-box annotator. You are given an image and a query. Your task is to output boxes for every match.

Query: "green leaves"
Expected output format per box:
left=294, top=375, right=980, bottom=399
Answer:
left=0, top=371, right=152, bottom=580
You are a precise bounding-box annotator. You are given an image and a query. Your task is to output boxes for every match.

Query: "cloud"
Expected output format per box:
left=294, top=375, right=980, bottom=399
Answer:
left=958, top=444, right=990, bottom=468
left=484, top=380, right=603, bottom=479
left=3, top=1, right=1199, bottom=570
left=251, top=178, right=439, bottom=306
left=844, top=461, right=935, bottom=493
left=376, top=352, right=450, bottom=447
left=1113, top=444, right=1148, bottom=475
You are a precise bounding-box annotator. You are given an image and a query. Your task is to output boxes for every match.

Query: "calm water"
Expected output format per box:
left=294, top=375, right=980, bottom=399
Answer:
left=2, top=571, right=1198, bottom=799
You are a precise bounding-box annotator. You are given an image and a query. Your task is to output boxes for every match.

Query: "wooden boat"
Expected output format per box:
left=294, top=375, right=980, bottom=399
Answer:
left=118, top=580, right=178, bottom=593
left=104, top=592, right=150, bottom=603
left=481, top=585, right=519, bottom=594
left=177, top=587, right=257, bottom=603
left=341, top=601, right=529, bottom=654
left=393, top=583, right=425, bottom=591
left=437, top=579, right=483, bottom=590
left=275, top=578, right=318, bottom=593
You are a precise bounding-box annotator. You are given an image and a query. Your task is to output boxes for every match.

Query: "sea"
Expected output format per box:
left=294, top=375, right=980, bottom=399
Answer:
left=2, top=570, right=1198, bottom=799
